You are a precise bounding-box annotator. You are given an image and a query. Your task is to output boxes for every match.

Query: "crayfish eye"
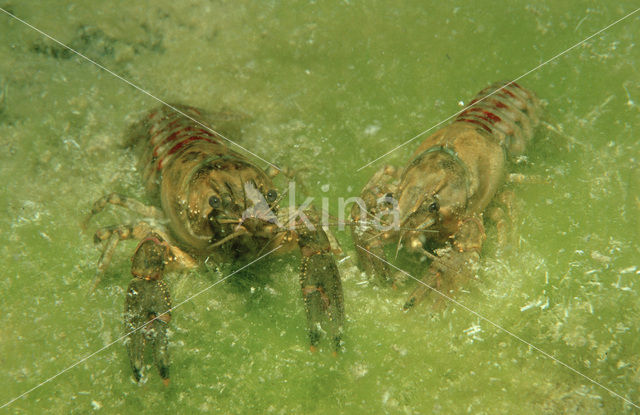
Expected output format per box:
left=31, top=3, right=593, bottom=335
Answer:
left=428, top=201, right=440, bottom=213
left=208, top=195, right=221, bottom=209
left=266, top=189, right=278, bottom=203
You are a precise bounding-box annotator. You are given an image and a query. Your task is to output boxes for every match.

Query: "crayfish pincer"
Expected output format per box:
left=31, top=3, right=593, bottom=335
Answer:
left=351, top=81, right=541, bottom=309
left=123, top=234, right=172, bottom=385
left=85, top=104, right=344, bottom=383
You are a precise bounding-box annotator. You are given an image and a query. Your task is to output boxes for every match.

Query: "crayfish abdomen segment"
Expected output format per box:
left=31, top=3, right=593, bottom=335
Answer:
left=455, top=81, right=541, bottom=159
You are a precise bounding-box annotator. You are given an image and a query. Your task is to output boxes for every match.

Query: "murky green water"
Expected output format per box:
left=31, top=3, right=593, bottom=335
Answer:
left=1, top=1, right=639, bottom=413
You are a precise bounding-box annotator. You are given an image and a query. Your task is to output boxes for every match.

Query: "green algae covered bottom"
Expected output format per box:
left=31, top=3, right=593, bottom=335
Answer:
left=1, top=1, right=639, bottom=413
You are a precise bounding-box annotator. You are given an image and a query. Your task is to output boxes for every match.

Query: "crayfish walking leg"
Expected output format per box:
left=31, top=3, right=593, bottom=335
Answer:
left=350, top=165, right=399, bottom=285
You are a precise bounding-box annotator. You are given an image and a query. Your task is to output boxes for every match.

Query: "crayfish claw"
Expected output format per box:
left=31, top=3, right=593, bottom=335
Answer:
left=152, top=310, right=171, bottom=385
left=354, top=240, right=394, bottom=285
left=298, top=229, right=345, bottom=353
left=124, top=278, right=172, bottom=384
left=404, top=245, right=480, bottom=310
left=403, top=278, right=433, bottom=311
left=125, top=326, right=145, bottom=383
